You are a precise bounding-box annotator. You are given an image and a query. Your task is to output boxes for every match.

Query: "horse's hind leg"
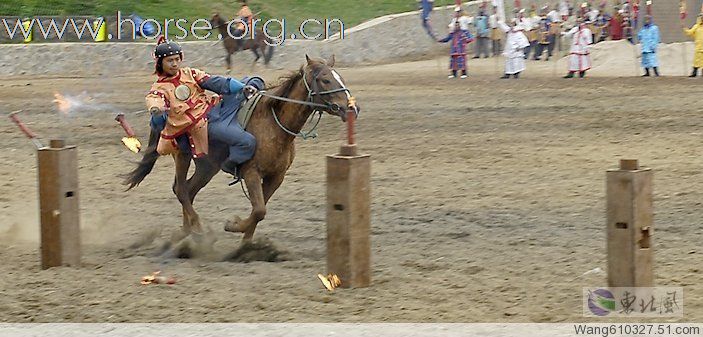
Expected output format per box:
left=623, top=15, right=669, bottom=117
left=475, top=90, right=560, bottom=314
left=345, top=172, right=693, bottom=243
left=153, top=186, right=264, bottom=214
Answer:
left=173, top=152, right=203, bottom=235
left=224, top=169, right=266, bottom=241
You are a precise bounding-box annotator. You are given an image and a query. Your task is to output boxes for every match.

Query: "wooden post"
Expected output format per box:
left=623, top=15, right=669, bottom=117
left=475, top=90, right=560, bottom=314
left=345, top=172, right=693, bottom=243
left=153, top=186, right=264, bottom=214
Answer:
left=326, top=111, right=371, bottom=288
left=37, top=139, right=81, bottom=269
left=606, top=159, right=653, bottom=287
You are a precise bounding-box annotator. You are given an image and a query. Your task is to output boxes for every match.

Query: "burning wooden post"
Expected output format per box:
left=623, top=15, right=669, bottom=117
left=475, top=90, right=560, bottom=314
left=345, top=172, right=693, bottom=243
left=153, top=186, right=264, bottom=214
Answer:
left=606, top=159, right=654, bottom=287
left=326, top=101, right=371, bottom=288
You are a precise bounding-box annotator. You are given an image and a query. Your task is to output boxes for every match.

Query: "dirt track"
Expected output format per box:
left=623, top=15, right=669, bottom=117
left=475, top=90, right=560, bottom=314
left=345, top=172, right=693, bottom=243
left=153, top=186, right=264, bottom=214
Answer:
left=0, top=57, right=702, bottom=322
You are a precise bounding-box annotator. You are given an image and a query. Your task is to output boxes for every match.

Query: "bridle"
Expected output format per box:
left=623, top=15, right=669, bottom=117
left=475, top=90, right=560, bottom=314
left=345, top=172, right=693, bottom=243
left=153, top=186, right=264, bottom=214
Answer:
left=257, top=66, right=357, bottom=139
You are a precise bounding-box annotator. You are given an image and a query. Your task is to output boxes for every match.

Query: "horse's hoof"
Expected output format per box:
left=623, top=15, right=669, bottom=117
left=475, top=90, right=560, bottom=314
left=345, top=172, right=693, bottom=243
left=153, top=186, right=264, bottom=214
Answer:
left=224, top=216, right=246, bottom=233
left=170, top=229, right=189, bottom=244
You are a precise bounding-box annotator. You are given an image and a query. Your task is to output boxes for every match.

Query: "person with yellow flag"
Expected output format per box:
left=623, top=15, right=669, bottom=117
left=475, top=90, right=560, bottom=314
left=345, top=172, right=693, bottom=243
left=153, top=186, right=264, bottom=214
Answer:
left=683, top=11, right=703, bottom=77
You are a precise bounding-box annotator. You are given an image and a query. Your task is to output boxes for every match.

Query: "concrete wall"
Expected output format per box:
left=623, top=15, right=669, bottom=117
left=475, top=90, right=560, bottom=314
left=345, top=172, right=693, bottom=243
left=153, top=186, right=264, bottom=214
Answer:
left=0, top=7, right=463, bottom=77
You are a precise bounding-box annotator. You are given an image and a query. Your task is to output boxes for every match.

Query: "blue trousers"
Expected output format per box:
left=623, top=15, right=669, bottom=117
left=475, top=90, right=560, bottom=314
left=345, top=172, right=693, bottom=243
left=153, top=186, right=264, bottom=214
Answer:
left=208, top=93, right=256, bottom=165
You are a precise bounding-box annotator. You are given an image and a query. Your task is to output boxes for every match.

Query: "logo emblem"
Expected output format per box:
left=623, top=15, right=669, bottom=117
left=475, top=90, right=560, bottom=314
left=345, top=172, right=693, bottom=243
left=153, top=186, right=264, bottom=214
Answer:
left=588, top=289, right=616, bottom=316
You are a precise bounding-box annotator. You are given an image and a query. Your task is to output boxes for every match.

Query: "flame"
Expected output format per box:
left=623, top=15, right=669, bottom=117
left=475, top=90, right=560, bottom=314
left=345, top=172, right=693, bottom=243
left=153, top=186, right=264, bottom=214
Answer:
left=121, top=137, right=142, bottom=153
left=53, top=92, right=72, bottom=115
left=52, top=92, right=95, bottom=116
left=140, top=271, right=176, bottom=285
left=317, top=273, right=342, bottom=291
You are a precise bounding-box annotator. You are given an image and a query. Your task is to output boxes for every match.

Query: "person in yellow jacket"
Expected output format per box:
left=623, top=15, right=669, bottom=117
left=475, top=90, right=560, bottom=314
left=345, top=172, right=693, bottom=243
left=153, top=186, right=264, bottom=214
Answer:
left=234, top=0, right=254, bottom=37
left=146, top=36, right=260, bottom=181
left=683, top=14, right=703, bottom=77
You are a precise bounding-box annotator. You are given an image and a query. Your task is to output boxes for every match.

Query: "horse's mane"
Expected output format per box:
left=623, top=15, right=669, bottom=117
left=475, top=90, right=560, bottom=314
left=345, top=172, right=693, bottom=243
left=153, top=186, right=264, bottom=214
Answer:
left=265, top=66, right=305, bottom=111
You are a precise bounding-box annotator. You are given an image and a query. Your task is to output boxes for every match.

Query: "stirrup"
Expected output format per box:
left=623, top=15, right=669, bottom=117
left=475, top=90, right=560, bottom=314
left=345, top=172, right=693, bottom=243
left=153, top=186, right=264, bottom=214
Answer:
left=227, top=175, right=242, bottom=186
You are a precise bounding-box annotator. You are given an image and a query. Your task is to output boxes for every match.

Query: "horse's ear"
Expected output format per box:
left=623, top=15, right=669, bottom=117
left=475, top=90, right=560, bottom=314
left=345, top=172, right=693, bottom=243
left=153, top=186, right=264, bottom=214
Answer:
left=327, top=54, right=335, bottom=67
left=306, top=54, right=312, bottom=65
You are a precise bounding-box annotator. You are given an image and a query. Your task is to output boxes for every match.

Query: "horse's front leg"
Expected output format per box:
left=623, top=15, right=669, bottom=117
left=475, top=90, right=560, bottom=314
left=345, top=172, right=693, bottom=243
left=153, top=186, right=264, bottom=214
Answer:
left=224, top=169, right=266, bottom=241
left=263, top=172, right=285, bottom=204
left=251, top=48, right=261, bottom=64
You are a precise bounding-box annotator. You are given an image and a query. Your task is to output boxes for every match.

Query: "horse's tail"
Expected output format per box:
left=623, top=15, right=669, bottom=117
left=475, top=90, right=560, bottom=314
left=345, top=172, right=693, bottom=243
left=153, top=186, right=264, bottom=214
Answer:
left=264, top=43, right=275, bottom=65
left=123, top=126, right=160, bottom=190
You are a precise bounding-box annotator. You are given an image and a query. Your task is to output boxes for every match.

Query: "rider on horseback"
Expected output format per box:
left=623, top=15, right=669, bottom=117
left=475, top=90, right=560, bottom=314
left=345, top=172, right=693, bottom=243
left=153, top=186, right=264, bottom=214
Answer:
left=146, top=36, right=264, bottom=181
left=233, top=0, right=254, bottom=38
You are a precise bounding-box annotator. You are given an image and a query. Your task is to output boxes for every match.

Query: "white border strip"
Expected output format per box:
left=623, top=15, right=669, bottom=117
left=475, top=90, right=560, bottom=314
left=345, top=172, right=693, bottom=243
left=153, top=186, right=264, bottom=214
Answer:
left=1, top=323, right=701, bottom=337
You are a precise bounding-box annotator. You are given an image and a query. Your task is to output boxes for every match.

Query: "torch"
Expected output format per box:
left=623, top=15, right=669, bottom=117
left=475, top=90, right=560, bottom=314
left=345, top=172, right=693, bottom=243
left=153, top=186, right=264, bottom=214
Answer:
left=8, top=110, right=44, bottom=149
left=115, top=113, right=142, bottom=153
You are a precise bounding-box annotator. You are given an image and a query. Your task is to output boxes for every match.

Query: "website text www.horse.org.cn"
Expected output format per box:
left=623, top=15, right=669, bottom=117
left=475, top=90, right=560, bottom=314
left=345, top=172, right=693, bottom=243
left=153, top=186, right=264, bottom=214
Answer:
left=1, top=11, right=345, bottom=45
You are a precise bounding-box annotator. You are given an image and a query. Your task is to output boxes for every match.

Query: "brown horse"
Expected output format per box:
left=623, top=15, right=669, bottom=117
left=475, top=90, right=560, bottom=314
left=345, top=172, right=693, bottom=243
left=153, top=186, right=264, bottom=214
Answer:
left=124, top=55, right=355, bottom=244
left=210, top=13, right=275, bottom=72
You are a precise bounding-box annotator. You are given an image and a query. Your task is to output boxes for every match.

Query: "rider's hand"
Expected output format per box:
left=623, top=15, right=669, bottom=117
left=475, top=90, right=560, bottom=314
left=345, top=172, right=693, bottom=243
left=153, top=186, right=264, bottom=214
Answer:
left=243, top=85, right=258, bottom=99
left=149, top=107, right=162, bottom=116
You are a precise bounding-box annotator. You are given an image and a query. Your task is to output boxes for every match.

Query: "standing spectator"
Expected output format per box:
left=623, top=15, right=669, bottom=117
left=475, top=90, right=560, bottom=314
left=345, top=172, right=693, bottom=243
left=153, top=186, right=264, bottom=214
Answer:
left=489, top=6, right=503, bottom=56
left=438, top=21, right=475, bottom=79
left=683, top=13, right=703, bottom=77
left=563, top=17, right=593, bottom=78
left=638, top=15, right=660, bottom=77
left=533, top=12, right=553, bottom=61
left=499, top=19, right=531, bottom=79
left=473, top=9, right=490, bottom=58
left=610, top=8, right=624, bottom=41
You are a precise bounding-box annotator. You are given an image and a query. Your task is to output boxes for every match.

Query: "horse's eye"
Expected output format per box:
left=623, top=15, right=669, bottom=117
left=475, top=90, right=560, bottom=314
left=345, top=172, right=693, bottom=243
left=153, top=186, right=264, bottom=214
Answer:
left=322, top=79, right=331, bottom=84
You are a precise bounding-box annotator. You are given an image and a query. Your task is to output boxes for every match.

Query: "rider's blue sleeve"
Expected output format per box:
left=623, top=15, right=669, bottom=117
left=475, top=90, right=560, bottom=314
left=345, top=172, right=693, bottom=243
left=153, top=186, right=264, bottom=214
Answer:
left=199, top=75, right=229, bottom=95
left=228, top=78, right=244, bottom=93
left=200, top=76, right=244, bottom=95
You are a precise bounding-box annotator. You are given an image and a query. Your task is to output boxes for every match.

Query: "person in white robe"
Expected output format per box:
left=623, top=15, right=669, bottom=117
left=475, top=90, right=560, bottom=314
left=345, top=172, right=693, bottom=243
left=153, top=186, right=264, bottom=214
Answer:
left=499, top=19, right=531, bottom=79
left=562, top=18, right=592, bottom=78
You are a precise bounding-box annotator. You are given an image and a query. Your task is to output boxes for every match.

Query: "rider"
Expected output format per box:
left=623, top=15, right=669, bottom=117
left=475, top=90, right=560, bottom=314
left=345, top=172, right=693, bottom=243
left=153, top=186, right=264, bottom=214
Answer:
left=146, top=36, right=264, bottom=181
left=234, top=0, right=254, bottom=38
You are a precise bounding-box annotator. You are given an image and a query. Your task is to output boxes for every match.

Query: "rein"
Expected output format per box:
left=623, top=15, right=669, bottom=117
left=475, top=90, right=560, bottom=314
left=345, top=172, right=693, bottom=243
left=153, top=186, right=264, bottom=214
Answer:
left=260, top=69, right=354, bottom=140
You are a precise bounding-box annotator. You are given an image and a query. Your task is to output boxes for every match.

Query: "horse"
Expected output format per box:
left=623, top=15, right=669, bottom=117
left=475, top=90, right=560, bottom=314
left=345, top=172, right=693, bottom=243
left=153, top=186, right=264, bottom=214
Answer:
left=124, top=55, right=357, bottom=245
left=210, top=13, right=275, bottom=73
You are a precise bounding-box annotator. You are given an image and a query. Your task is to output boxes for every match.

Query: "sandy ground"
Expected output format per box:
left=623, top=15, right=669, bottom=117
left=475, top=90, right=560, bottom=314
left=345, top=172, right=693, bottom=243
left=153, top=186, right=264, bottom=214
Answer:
left=0, top=55, right=702, bottom=323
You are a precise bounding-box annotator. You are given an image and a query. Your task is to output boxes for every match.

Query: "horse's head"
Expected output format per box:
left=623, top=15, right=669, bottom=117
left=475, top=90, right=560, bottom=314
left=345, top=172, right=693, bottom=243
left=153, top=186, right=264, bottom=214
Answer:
left=302, top=54, right=359, bottom=122
left=210, top=13, right=227, bottom=30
